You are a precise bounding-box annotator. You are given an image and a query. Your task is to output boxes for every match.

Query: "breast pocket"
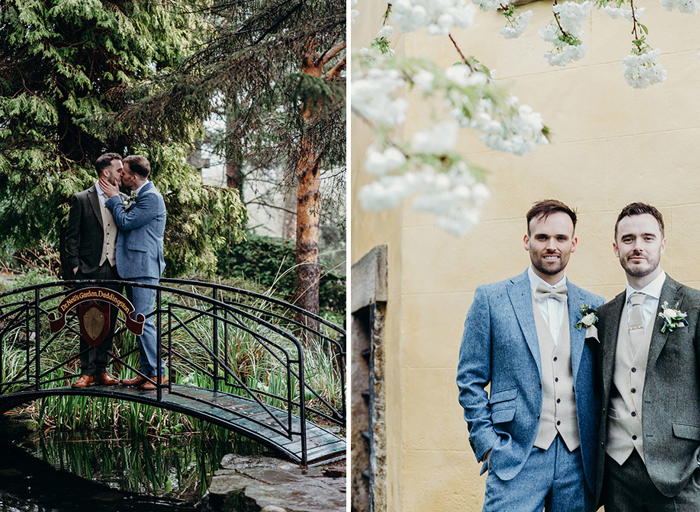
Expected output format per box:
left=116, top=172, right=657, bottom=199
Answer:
left=490, top=388, right=517, bottom=424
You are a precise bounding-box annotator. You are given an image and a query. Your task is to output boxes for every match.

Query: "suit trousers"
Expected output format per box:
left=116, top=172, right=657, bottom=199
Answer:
left=482, top=435, right=594, bottom=512
left=74, top=263, right=121, bottom=376
left=603, top=452, right=700, bottom=512
left=126, top=277, right=166, bottom=377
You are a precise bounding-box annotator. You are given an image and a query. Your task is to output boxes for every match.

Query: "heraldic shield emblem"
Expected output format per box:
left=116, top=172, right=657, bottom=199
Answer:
left=48, top=287, right=145, bottom=340
left=78, top=300, right=111, bottom=348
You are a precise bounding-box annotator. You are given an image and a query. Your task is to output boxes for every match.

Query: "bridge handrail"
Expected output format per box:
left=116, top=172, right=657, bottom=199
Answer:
left=0, top=279, right=346, bottom=429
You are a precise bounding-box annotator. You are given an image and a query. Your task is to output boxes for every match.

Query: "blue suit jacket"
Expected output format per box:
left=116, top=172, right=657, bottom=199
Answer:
left=456, top=270, right=605, bottom=493
left=104, top=181, right=166, bottom=280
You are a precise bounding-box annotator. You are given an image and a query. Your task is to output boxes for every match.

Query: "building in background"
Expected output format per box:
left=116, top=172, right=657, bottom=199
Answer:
left=351, top=2, right=700, bottom=511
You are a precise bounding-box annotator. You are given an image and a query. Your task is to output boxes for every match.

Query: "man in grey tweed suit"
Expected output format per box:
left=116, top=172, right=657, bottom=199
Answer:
left=596, top=202, right=700, bottom=511
left=64, top=152, right=124, bottom=388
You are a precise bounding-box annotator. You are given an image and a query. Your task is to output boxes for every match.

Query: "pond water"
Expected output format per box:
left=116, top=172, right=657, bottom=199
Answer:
left=0, top=428, right=266, bottom=512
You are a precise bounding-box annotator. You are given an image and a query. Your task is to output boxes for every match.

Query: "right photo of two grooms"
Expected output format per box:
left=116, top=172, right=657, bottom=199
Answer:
left=351, top=1, right=700, bottom=512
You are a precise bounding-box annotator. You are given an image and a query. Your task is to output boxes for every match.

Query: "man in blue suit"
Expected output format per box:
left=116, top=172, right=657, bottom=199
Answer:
left=100, top=155, right=167, bottom=390
left=457, top=199, right=605, bottom=512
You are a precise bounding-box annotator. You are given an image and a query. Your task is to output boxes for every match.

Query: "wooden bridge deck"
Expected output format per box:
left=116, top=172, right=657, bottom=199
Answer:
left=0, top=384, right=345, bottom=466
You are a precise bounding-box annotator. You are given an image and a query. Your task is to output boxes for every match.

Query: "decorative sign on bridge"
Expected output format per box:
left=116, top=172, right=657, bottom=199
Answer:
left=48, top=287, right=145, bottom=347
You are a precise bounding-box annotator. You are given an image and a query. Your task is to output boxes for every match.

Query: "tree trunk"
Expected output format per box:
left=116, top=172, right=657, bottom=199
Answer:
left=226, top=103, right=244, bottom=193
left=294, top=40, right=323, bottom=321
left=282, top=184, right=297, bottom=240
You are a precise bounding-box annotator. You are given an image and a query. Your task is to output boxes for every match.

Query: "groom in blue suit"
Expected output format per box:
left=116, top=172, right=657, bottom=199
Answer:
left=100, top=155, right=167, bottom=390
left=457, top=200, right=605, bottom=512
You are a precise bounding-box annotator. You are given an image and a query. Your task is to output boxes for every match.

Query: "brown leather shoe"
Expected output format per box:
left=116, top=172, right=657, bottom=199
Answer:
left=120, top=375, right=148, bottom=386
left=94, top=373, right=119, bottom=386
left=140, top=375, right=168, bottom=390
left=72, top=375, right=95, bottom=388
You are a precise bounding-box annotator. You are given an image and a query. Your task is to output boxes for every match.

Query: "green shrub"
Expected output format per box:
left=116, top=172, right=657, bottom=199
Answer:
left=216, top=235, right=346, bottom=317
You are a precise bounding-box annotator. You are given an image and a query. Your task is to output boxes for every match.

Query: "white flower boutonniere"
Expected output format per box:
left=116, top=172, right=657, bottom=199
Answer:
left=574, top=304, right=598, bottom=331
left=122, top=192, right=138, bottom=211
left=658, top=301, right=688, bottom=333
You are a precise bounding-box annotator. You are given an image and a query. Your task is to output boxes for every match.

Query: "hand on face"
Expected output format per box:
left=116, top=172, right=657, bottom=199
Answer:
left=99, top=177, right=119, bottom=198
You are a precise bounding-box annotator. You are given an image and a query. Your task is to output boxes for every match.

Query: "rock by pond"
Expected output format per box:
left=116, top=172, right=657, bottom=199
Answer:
left=206, top=454, right=346, bottom=512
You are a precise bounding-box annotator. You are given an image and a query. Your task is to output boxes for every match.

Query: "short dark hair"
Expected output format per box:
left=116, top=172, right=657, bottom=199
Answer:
left=123, top=155, right=151, bottom=178
left=526, top=199, right=577, bottom=235
left=95, top=152, right=121, bottom=175
left=615, top=202, right=665, bottom=238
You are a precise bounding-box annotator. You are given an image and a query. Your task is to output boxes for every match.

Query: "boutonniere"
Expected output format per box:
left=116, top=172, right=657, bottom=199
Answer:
left=658, top=301, right=688, bottom=333
left=122, top=192, right=138, bottom=210
left=575, top=304, right=598, bottom=331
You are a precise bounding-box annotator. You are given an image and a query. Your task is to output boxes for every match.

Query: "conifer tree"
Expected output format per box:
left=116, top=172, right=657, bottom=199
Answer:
left=0, top=0, right=246, bottom=276
left=111, top=0, right=346, bottom=315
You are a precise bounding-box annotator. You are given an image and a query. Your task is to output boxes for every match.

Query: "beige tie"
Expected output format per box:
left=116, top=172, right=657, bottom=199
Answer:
left=628, top=292, right=646, bottom=351
left=535, top=282, right=567, bottom=303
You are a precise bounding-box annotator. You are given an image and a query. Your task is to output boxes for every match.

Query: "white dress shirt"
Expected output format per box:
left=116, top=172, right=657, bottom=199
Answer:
left=528, top=266, right=567, bottom=343
left=625, top=270, right=666, bottom=332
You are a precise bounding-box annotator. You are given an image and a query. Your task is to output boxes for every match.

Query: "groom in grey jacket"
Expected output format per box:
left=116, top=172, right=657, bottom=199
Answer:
left=595, top=202, right=700, bottom=512
left=457, top=199, right=604, bottom=512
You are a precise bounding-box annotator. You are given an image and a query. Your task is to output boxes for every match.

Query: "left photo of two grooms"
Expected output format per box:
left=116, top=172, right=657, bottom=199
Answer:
left=351, top=1, right=700, bottom=512
left=0, top=1, right=347, bottom=510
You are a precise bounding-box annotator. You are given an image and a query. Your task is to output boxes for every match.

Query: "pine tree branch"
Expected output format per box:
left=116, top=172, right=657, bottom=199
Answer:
left=319, top=42, right=346, bottom=67
left=323, top=55, right=346, bottom=79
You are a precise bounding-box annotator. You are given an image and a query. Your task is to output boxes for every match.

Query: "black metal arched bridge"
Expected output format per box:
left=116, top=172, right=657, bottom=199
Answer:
left=0, top=279, right=346, bottom=466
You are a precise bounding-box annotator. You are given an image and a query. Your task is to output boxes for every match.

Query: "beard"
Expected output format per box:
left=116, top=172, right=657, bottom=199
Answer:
left=620, top=251, right=660, bottom=278
left=531, top=253, right=568, bottom=276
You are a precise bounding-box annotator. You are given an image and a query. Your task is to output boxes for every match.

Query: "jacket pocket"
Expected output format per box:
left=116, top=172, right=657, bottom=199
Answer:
left=490, top=388, right=517, bottom=424
left=492, top=408, right=516, bottom=424
left=673, top=423, right=700, bottom=441
left=127, top=243, right=147, bottom=253
left=490, top=388, right=518, bottom=405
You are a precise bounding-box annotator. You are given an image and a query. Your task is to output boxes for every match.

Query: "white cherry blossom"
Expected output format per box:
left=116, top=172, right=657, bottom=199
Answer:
left=499, top=10, right=533, bottom=39
left=622, top=48, right=667, bottom=88
left=659, top=0, right=699, bottom=13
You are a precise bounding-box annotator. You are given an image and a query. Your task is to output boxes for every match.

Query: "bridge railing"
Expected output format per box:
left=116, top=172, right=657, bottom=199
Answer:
left=0, top=280, right=346, bottom=463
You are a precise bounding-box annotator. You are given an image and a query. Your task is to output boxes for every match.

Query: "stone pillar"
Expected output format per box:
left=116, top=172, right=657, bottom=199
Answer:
left=351, top=245, right=388, bottom=512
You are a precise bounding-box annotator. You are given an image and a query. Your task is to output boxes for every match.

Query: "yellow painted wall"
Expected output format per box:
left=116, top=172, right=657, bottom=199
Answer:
left=352, top=1, right=700, bottom=511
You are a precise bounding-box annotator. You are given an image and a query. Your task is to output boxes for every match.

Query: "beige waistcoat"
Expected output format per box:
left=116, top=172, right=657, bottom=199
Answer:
left=532, top=294, right=580, bottom=451
left=98, top=199, right=117, bottom=267
left=606, top=301, right=654, bottom=464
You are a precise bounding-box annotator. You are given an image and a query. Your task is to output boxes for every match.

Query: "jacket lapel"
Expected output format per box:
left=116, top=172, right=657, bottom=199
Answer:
left=646, top=276, right=683, bottom=372
left=567, top=282, right=584, bottom=380
left=507, top=270, right=542, bottom=377
left=601, top=292, right=626, bottom=399
left=87, top=185, right=103, bottom=228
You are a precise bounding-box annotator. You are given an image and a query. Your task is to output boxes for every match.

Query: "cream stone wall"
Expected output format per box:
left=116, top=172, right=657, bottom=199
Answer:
left=352, top=2, right=700, bottom=511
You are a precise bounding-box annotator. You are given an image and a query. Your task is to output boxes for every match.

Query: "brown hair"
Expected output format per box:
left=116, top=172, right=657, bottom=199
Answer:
left=123, top=155, right=151, bottom=178
left=615, top=202, right=665, bottom=238
left=95, top=152, right=121, bottom=175
left=526, top=199, right=577, bottom=235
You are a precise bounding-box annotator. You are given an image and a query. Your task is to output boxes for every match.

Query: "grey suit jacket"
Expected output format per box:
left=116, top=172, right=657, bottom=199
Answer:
left=64, top=185, right=107, bottom=277
left=595, top=275, right=700, bottom=501
left=457, top=270, right=605, bottom=492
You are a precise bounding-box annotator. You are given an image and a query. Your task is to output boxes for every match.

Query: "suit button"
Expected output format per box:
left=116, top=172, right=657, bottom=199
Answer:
left=631, top=411, right=637, bottom=417
left=557, top=421, right=561, bottom=426
left=555, top=377, right=559, bottom=382
left=632, top=435, right=637, bottom=440
left=631, top=367, right=637, bottom=372
left=557, top=399, right=561, bottom=403
left=553, top=357, right=558, bottom=362
left=631, top=388, right=636, bottom=393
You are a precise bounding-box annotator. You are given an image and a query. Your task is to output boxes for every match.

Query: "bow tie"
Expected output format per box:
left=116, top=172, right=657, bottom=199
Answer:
left=535, top=282, right=567, bottom=303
